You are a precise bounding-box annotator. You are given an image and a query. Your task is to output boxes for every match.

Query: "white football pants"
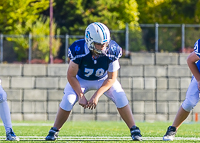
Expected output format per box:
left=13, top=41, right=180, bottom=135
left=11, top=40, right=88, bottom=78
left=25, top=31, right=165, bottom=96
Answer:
left=60, top=76, right=129, bottom=111
left=182, top=76, right=200, bottom=112
left=0, top=84, right=12, bottom=133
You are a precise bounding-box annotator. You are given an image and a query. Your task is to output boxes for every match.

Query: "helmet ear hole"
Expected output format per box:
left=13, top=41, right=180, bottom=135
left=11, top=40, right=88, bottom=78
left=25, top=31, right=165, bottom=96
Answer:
left=89, top=42, right=95, bottom=50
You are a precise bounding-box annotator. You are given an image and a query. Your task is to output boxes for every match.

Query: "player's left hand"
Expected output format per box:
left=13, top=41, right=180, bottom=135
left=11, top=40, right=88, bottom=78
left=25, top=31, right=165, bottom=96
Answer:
left=87, top=96, right=99, bottom=110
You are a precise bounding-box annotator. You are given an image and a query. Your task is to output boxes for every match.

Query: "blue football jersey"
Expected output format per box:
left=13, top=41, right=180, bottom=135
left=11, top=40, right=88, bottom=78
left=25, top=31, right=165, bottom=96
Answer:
left=194, top=39, right=200, bottom=72
left=194, top=39, right=200, bottom=57
left=68, top=39, right=122, bottom=80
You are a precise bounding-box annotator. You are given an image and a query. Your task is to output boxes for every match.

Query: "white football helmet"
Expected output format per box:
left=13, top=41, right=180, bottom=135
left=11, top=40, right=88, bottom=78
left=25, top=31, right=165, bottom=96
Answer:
left=85, top=22, right=110, bottom=55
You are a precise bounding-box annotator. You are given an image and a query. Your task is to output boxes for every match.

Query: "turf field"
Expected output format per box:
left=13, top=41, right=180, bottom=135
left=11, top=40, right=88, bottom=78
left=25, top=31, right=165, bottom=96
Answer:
left=0, top=121, right=200, bottom=142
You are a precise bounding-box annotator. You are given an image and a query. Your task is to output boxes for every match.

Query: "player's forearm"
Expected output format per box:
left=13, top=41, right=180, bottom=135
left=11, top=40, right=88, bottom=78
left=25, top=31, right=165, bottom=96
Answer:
left=95, top=78, right=116, bottom=98
left=68, top=76, right=84, bottom=98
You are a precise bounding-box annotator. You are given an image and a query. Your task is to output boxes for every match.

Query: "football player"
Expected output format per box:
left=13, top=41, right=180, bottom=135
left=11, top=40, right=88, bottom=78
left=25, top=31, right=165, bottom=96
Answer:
left=163, top=39, right=200, bottom=141
left=0, top=79, right=19, bottom=141
left=45, top=22, right=142, bottom=141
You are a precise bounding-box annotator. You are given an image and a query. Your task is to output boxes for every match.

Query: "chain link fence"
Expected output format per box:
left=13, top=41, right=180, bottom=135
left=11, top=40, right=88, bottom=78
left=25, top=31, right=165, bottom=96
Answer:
left=1, top=23, right=200, bottom=64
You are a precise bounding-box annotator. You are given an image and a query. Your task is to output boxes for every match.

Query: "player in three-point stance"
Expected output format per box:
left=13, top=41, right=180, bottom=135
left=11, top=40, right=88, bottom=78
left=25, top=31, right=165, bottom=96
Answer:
left=45, top=22, right=142, bottom=141
left=163, top=39, right=200, bottom=141
left=0, top=79, right=19, bottom=141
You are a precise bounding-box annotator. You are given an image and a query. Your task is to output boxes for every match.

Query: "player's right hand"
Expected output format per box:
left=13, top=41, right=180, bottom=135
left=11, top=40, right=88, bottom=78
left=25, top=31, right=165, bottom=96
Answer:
left=78, top=95, right=88, bottom=109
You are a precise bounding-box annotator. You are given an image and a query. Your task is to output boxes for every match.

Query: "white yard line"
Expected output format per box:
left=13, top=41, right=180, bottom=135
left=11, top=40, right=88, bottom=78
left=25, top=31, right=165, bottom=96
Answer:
left=0, top=123, right=200, bottom=141
left=0, top=123, right=53, bottom=126
left=0, top=136, right=200, bottom=141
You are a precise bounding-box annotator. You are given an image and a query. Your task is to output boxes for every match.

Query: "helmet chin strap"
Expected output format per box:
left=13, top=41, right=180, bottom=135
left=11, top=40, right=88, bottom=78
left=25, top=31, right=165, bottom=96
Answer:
left=89, top=43, right=102, bottom=55
left=89, top=42, right=108, bottom=56
left=91, top=50, right=101, bottom=57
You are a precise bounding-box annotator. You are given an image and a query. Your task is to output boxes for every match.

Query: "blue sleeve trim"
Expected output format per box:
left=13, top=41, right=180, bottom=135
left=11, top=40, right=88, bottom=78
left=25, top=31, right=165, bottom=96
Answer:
left=194, top=39, right=200, bottom=58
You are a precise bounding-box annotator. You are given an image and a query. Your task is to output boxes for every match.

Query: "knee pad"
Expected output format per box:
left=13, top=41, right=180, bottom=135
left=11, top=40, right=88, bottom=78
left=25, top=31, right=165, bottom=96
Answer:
left=182, top=97, right=198, bottom=112
left=0, top=89, right=7, bottom=103
left=113, top=92, right=128, bottom=108
left=60, top=94, right=78, bottom=111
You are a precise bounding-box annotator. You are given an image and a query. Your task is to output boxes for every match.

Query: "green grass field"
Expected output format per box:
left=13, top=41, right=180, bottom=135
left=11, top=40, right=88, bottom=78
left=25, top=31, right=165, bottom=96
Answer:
left=0, top=121, right=200, bottom=142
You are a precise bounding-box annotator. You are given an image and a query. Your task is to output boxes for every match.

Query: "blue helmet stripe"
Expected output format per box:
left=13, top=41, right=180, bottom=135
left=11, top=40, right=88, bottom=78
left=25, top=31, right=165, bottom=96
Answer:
left=95, top=22, right=107, bottom=42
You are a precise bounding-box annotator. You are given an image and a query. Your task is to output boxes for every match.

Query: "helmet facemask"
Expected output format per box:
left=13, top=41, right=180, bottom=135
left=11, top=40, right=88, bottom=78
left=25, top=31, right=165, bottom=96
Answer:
left=89, top=42, right=109, bottom=56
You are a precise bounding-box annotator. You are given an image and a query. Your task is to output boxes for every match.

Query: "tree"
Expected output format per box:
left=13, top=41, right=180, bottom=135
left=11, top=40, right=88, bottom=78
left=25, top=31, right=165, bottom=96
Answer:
left=136, top=0, right=200, bottom=24
left=7, top=17, right=61, bottom=62
left=42, top=0, right=143, bottom=57
left=32, top=17, right=61, bottom=62
left=49, top=0, right=139, bottom=33
left=0, top=0, right=49, bottom=34
left=0, top=0, right=61, bottom=62
left=136, top=0, right=200, bottom=52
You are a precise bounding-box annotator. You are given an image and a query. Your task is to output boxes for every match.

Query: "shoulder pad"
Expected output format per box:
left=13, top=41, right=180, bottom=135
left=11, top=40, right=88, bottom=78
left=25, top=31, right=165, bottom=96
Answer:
left=68, top=39, right=90, bottom=61
left=106, top=40, right=122, bottom=61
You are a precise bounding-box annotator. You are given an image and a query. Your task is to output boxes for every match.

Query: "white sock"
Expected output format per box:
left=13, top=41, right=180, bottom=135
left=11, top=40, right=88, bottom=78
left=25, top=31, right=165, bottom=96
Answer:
left=0, top=100, right=12, bottom=133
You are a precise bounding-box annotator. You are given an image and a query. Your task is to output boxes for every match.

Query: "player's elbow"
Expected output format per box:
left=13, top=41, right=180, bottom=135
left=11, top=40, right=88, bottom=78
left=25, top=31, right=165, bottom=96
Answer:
left=187, top=51, right=199, bottom=65
left=107, top=78, right=116, bottom=86
left=187, top=52, right=193, bottom=64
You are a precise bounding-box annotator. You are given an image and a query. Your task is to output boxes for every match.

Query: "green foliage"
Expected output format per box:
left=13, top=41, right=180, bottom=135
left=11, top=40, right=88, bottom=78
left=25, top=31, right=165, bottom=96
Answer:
left=185, top=27, right=200, bottom=48
left=136, top=0, right=200, bottom=52
left=32, top=17, right=61, bottom=62
left=50, top=0, right=143, bottom=52
left=0, top=0, right=61, bottom=62
left=158, top=27, right=182, bottom=52
left=136, top=0, right=200, bottom=24
left=7, top=17, right=61, bottom=62
left=0, top=0, right=49, bottom=34
left=52, top=0, right=140, bottom=32
left=2, top=0, right=200, bottom=57
left=129, top=28, right=147, bottom=52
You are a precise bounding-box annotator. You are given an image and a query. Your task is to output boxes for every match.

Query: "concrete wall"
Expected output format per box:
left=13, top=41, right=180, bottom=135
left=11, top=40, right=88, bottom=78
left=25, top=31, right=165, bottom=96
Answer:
left=1, top=53, right=197, bottom=122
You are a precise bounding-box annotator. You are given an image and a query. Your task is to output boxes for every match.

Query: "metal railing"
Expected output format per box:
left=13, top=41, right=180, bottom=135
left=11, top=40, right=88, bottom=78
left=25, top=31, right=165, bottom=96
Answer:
left=1, top=23, right=200, bottom=64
